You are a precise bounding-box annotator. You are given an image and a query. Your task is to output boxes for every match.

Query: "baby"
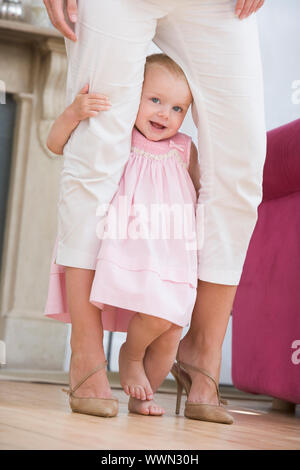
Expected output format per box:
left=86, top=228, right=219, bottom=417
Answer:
left=47, top=53, right=200, bottom=416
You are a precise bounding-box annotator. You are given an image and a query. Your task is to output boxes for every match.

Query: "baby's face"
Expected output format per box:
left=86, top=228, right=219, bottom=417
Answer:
left=135, top=64, right=193, bottom=141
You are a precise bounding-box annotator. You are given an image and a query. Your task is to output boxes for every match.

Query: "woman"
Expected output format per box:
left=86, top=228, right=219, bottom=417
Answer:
left=43, top=0, right=266, bottom=423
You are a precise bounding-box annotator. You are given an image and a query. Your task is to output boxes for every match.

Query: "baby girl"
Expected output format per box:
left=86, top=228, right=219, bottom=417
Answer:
left=46, top=53, right=200, bottom=416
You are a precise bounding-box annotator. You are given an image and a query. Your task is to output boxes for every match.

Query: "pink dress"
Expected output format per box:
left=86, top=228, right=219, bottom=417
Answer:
left=44, top=127, right=198, bottom=331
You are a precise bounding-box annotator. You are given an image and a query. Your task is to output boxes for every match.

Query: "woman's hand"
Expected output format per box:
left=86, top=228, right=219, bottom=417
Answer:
left=235, top=0, right=265, bottom=20
left=66, top=83, right=112, bottom=122
left=43, top=0, right=78, bottom=41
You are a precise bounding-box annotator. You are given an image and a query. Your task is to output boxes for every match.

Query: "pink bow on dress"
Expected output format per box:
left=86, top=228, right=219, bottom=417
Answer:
left=169, top=140, right=185, bottom=152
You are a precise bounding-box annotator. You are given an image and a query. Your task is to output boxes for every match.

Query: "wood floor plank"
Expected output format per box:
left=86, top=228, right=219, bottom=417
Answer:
left=0, top=380, right=299, bottom=450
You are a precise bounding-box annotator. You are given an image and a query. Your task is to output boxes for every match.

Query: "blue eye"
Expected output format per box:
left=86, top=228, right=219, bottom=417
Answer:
left=173, top=106, right=182, bottom=112
left=151, top=97, right=160, bottom=103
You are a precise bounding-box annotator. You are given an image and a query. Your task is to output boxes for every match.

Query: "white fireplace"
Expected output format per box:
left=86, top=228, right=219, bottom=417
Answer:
left=0, top=18, right=70, bottom=381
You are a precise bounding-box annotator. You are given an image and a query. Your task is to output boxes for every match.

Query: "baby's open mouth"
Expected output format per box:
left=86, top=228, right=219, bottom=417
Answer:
left=150, top=121, right=166, bottom=130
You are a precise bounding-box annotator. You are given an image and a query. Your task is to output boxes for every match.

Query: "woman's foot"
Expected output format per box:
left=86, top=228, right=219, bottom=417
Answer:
left=119, top=342, right=153, bottom=401
left=69, top=352, right=113, bottom=399
left=128, top=396, right=165, bottom=416
left=176, top=338, right=222, bottom=406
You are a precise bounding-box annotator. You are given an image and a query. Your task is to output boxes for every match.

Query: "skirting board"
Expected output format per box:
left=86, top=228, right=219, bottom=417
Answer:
left=0, top=367, right=272, bottom=401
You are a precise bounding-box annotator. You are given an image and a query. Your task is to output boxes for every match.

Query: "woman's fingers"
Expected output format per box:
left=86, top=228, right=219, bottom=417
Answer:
left=66, top=0, right=78, bottom=23
left=254, top=0, right=265, bottom=12
left=43, top=0, right=77, bottom=41
left=235, top=0, right=264, bottom=19
left=236, top=0, right=252, bottom=18
left=240, top=0, right=257, bottom=17
left=248, top=0, right=263, bottom=15
left=235, top=0, right=246, bottom=17
left=246, top=0, right=257, bottom=16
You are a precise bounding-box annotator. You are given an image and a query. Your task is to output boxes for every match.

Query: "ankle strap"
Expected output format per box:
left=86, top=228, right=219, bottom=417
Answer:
left=177, top=359, right=221, bottom=405
left=70, top=361, right=108, bottom=394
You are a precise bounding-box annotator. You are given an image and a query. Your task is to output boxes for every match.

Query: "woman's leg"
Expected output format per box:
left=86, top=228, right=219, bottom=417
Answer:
left=65, top=266, right=112, bottom=398
left=154, top=0, right=266, bottom=404
left=56, top=0, right=170, bottom=269
left=177, top=281, right=237, bottom=404
left=58, top=0, right=171, bottom=396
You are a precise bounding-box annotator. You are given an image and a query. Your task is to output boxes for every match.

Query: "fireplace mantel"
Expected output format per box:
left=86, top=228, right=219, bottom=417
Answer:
left=0, top=17, right=62, bottom=41
left=0, top=18, right=70, bottom=377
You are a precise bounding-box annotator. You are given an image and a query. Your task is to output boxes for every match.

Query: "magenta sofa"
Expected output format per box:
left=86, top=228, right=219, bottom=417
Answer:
left=232, top=118, right=300, bottom=405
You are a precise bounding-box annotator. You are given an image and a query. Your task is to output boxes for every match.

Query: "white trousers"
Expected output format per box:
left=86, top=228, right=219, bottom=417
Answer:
left=56, top=0, right=266, bottom=285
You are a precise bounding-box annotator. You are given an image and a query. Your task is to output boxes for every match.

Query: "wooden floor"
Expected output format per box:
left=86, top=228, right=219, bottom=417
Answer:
left=0, top=380, right=299, bottom=450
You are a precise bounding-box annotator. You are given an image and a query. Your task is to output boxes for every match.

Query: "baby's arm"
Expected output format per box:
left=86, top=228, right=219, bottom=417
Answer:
left=46, top=83, right=111, bottom=155
left=46, top=106, right=80, bottom=155
left=188, top=140, right=201, bottom=197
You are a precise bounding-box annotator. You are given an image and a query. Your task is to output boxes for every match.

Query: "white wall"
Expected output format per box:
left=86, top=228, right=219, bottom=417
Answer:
left=66, top=1, right=300, bottom=385
left=257, top=0, right=300, bottom=130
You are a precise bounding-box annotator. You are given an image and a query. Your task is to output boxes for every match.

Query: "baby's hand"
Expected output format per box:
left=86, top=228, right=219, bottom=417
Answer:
left=68, top=83, right=112, bottom=121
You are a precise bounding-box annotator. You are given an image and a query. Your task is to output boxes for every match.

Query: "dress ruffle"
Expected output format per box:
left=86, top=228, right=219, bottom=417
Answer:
left=44, top=237, right=197, bottom=330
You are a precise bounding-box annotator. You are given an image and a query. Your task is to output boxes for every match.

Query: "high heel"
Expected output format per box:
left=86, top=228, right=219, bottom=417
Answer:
left=62, top=359, right=119, bottom=418
left=170, top=354, right=234, bottom=425
left=175, top=376, right=184, bottom=415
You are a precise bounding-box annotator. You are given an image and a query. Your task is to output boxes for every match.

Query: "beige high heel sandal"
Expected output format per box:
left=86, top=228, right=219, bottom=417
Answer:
left=62, top=360, right=119, bottom=418
left=170, top=354, right=234, bottom=425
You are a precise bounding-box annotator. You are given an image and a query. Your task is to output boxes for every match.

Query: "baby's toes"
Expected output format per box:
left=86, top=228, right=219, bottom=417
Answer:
left=123, top=384, right=130, bottom=396
left=135, top=385, right=146, bottom=401
left=134, top=386, right=142, bottom=400
left=145, top=384, right=154, bottom=401
left=140, top=387, right=147, bottom=401
left=138, top=385, right=148, bottom=400
left=129, top=384, right=137, bottom=398
left=150, top=405, right=165, bottom=416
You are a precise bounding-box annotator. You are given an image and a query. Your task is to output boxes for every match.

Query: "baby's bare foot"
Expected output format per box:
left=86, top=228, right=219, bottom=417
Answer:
left=128, top=396, right=165, bottom=416
left=119, top=342, right=153, bottom=401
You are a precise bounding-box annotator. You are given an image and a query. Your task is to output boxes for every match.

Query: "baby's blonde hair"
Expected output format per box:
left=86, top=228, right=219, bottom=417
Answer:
left=145, top=53, right=188, bottom=82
